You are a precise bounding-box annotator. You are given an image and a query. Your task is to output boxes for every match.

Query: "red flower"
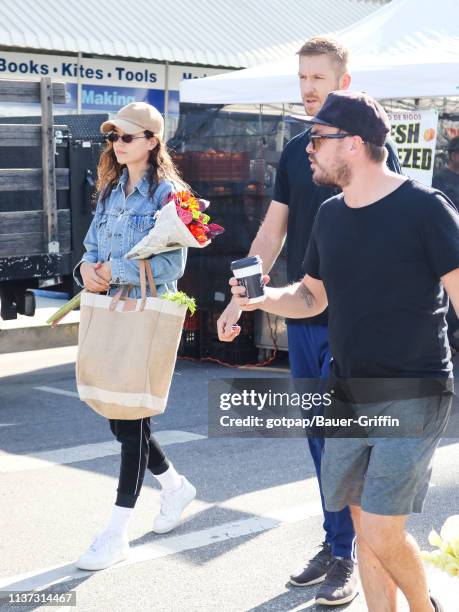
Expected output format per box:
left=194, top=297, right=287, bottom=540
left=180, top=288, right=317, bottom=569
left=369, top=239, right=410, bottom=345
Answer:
left=189, top=222, right=207, bottom=243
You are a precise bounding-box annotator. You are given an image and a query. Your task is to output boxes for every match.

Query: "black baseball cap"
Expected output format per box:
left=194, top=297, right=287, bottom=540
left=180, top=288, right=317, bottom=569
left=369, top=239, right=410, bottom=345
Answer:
left=303, top=90, right=391, bottom=146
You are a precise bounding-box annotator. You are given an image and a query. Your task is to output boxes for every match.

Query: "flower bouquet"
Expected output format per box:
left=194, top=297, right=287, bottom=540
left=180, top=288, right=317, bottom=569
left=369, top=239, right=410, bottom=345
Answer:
left=124, top=191, right=224, bottom=259
left=421, top=515, right=459, bottom=577
left=47, top=191, right=222, bottom=326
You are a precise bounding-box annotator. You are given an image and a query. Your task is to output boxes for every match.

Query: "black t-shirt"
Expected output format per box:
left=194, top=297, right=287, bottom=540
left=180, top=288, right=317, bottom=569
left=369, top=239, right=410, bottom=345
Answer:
left=274, top=130, right=335, bottom=324
left=303, top=179, right=459, bottom=378
left=273, top=129, right=401, bottom=325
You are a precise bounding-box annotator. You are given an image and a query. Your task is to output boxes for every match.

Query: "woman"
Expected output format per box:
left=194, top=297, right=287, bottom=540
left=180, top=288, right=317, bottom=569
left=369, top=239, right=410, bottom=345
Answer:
left=74, top=102, right=195, bottom=571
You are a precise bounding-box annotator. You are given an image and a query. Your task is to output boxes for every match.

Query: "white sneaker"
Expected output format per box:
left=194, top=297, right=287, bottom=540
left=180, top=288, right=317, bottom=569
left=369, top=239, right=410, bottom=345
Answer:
left=152, top=476, right=196, bottom=534
left=76, top=530, right=129, bottom=571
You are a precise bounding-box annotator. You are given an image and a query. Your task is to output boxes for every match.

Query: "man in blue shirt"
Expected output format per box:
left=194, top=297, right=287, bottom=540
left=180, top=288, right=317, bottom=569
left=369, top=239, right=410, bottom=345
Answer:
left=218, top=37, right=400, bottom=606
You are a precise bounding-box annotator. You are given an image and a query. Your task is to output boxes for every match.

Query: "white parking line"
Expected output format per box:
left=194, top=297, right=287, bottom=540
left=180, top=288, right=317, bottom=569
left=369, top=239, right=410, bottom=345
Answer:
left=0, top=504, right=321, bottom=594
left=34, top=386, right=79, bottom=398
left=287, top=599, right=316, bottom=611
left=0, top=430, right=206, bottom=473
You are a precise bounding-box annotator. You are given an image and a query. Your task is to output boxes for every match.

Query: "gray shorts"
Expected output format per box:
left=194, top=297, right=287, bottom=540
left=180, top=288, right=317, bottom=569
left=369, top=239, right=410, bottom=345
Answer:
left=321, top=394, right=452, bottom=516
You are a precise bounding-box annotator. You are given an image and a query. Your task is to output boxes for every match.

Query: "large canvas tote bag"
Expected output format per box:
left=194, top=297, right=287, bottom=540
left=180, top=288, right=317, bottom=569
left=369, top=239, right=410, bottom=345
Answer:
left=76, top=260, right=187, bottom=419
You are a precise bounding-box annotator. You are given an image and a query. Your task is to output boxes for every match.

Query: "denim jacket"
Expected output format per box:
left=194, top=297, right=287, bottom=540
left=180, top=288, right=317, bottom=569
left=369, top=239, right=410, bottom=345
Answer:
left=74, top=169, right=187, bottom=297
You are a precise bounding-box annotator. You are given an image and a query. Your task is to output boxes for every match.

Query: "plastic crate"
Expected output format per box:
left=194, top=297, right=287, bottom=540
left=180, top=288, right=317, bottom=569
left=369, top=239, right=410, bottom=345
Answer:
left=177, top=151, right=250, bottom=183
left=180, top=255, right=235, bottom=310
left=177, top=308, right=257, bottom=363
left=195, top=255, right=234, bottom=308
left=201, top=308, right=255, bottom=338
left=201, top=337, right=258, bottom=365
left=178, top=329, right=201, bottom=358
left=178, top=256, right=201, bottom=302
left=243, top=183, right=271, bottom=222
left=200, top=307, right=257, bottom=364
left=192, top=181, right=247, bottom=198
left=190, top=183, right=256, bottom=255
left=171, top=152, right=190, bottom=181
left=183, top=310, right=200, bottom=331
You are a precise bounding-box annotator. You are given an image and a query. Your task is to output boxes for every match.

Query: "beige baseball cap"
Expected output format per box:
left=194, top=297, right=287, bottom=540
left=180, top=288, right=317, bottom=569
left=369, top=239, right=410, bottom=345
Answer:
left=100, top=102, right=164, bottom=139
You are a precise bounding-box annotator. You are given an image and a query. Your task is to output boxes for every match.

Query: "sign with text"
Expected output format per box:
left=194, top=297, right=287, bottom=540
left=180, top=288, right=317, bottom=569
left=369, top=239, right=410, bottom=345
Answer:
left=0, top=51, right=229, bottom=114
left=388, top=109, right=438, bottom=186
left=0, top=51, right=166, bottom=89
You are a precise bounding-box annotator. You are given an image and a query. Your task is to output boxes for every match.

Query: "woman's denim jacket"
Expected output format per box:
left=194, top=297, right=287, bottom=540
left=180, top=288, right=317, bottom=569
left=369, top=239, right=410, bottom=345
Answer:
left=74, top=169, right=186, bottom=297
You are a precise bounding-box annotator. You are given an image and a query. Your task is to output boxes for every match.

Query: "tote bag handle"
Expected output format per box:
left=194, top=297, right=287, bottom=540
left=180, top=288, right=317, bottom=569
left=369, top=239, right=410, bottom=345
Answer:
left=139, top=259, right=157, bottom=310
left=108, top=260, right=157, bottom=311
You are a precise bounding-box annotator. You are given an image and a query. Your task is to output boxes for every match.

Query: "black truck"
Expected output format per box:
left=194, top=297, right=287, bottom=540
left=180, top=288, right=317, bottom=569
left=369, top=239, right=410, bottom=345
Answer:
left=0, top=78, right=106, bottom=320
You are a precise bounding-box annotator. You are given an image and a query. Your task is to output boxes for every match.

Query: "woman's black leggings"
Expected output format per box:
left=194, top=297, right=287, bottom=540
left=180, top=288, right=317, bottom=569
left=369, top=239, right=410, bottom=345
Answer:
left=109, top=417, right=169, bottom=508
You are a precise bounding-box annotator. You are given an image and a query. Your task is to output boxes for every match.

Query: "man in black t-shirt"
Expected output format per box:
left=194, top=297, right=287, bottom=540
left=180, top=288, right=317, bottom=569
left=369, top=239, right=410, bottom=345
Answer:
left=230, top=90, right=458, bottom=612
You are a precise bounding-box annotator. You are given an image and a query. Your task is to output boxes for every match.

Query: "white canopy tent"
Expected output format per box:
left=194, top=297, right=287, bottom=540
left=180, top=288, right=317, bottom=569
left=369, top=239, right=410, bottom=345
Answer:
left=180, top=0, right=459, bottom=104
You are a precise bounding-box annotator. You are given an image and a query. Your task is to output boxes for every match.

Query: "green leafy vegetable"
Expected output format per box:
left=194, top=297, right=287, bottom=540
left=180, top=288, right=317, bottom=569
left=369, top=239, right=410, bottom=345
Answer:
left=46, top=291, right=82, bottom=326
left=161, top=291, right=196, bottom=315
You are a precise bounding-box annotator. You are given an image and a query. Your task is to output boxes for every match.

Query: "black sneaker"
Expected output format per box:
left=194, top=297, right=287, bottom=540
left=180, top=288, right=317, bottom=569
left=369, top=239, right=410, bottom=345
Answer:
left=430, top=595, right=444, bottom=612
left=290, top=542, right=333, bottom=587
left=315, top=557, right=359, bottom=606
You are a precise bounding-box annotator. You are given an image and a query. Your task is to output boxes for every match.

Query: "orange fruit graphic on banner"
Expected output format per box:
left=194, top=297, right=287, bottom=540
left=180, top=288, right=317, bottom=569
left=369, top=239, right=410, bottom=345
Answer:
left=424, top=128, right=435, bottom=141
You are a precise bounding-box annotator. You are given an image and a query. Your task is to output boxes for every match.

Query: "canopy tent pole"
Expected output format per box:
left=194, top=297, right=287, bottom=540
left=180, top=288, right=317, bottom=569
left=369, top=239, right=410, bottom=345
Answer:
left=77, top=52, right=82, bottom=113
left=164, top=61, right=170, bottom=139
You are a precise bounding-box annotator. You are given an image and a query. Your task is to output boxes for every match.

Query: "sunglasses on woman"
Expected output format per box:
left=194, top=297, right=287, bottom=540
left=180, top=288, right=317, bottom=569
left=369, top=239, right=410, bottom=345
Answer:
left=105, top=132, right=151, bottom=144
left=309, top=132, right=355, bottom=151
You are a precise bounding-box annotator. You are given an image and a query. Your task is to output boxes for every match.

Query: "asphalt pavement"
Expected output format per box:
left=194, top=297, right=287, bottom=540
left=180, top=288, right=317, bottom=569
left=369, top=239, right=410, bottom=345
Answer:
left=0, top=346, right=458, bottom=611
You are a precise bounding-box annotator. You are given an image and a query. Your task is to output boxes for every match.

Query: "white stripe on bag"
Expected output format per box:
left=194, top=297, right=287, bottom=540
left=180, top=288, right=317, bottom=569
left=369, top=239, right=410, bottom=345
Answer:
left=77, top=385, right=167, bottom=410
left=80, top=292, right=186, bottom=316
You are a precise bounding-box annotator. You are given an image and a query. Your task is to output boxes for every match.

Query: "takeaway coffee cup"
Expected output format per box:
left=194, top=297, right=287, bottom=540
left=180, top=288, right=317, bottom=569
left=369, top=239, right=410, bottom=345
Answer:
left=231, top=255, right=265, bottom=304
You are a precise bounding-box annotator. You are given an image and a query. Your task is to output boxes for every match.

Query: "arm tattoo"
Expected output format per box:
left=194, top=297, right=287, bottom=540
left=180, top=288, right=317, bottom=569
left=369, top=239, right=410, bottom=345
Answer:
left=299, top=284, right=315, bottom=309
